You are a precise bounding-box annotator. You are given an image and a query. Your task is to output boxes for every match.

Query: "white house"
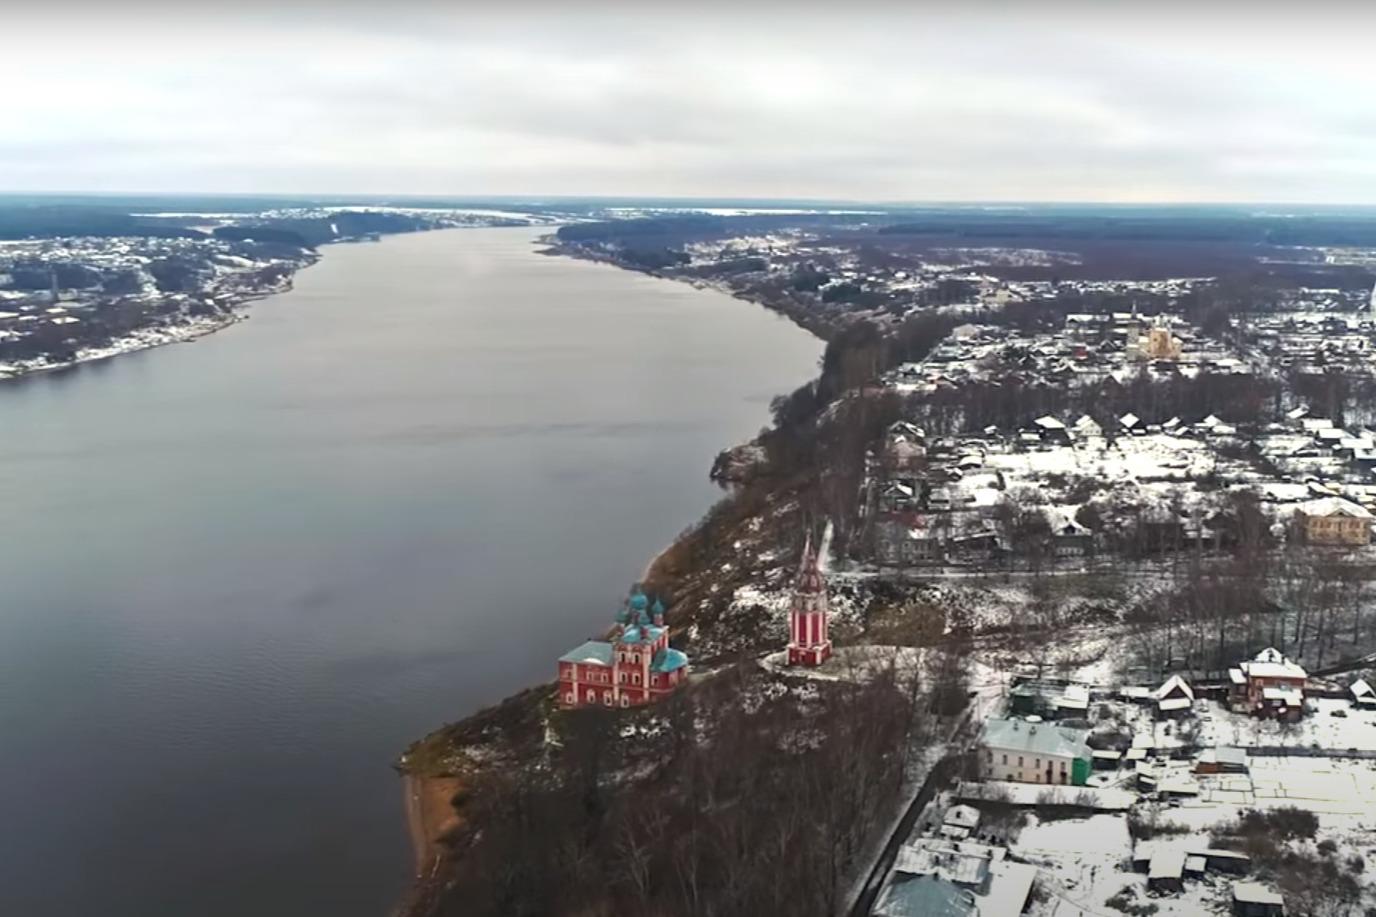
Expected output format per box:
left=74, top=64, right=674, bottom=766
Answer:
left=980, top=717, right=1092, bottom=786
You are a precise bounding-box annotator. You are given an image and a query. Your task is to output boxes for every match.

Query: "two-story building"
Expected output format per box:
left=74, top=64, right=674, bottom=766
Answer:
left=1228, top=647, right=1307, bottom=720
left=979, top=717, right=1091, bottom=786
left=1295, top=497, right=1372, bottom=546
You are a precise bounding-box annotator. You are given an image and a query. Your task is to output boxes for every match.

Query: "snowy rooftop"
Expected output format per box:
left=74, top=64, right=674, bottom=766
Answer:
left=980, top=717, right=1090, bottom=759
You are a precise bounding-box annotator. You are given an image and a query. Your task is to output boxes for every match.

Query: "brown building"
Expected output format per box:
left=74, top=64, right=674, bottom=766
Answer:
left=1228, top=647, right=1307, bottom=720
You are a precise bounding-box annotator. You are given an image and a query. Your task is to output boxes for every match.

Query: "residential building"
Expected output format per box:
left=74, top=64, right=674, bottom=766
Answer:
left=979, top=717, right=1091, bottom=785
left=1295, top=497, right=1372, bottom=546
left=1228, top=647, right=1307, bottom=720
left=941, top=804, right=981, bottom=840
left=556, top=588, right=689, bottom=709
left=875, top=874, right=976, bottom=917
left=1154, top=675, right=1194, bottom=719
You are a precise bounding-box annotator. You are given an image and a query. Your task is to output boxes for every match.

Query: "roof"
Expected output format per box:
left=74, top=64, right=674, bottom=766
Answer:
left=650, top=647, right=689, bottom=673
left=1298, top=496, right=1372, bottom=519
left=558, top=640, right=613, bottom=666
left=1262, top=686, right=1303, bottom=705
left=1149, top=849, right=1186, bottom=880
left=1241, top=647, right=1307, bottom=681
left=875, top=875, right=976, bottom=917
left=619, top=624, right=666, bottom=645
left=1351, top=678, right=1374, bottom=699
left=1229, top=668, right=1246, bottom=685
left=1158, top=697, right=1191, bottom=712
left=983, top=860, right=1037, bottom=917
left=1233, top=881, right=1284, bottom=906
left=1155, top=674, right=1194, bottom=702
left=1034, top=415, right=1066, bottom=430
left=981, top=717, right=1090, bottom=760
left=1201, top=746, right=1247, bottom=767
left=943, top=804, right=981, bottom=830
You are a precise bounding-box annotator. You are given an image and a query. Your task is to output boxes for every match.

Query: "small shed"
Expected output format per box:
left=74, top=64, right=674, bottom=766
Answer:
left=1148, top=849, right=1186, bottom=894
left=1203, top=849, right=1252, bottom=875
left=1232, top=881, right=1285, bottom=917
left=1196, top=747, right=1248, bottom=775
left=1092, top=749, right=1122, bottom=770
left=1351, top=679, right=1376, bottom=709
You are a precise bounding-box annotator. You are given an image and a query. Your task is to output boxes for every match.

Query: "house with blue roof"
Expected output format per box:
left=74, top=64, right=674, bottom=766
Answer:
left=557, top=587, right=690, bottom=709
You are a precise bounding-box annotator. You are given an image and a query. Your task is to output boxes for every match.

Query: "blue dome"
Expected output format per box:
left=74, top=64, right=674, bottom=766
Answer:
left=651, top=598, right=666, bottom=616
left=615, top=606, right=631, bottom=624
left=629, top=591, right=649, bottom=611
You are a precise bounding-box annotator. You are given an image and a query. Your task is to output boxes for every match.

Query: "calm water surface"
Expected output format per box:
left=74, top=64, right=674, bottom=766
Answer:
left=0, top=228, right=821, bottom=917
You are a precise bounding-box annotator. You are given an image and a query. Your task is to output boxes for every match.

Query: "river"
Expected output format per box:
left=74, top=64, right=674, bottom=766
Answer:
left=0, top=227, right=822, bottom=917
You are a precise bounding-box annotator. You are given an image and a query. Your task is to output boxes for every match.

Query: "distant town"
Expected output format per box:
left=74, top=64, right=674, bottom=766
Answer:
left=0, top=202, right=559, bottom=378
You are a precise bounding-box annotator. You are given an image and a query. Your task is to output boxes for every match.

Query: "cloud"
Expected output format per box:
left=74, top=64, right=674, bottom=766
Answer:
left=7, top=1, right=1376, bottom=202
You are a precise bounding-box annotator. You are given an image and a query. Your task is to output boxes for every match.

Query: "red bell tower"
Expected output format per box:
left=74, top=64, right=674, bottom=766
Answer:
left=787, top=534, right=832, bottom=666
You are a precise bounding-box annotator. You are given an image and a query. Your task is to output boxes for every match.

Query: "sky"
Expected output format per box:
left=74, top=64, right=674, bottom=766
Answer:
left=9, top=1, right=1376, bottom=203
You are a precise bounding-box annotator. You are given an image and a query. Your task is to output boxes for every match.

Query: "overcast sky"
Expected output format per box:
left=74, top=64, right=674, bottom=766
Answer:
left=9, top=2, right=1376, bottom=203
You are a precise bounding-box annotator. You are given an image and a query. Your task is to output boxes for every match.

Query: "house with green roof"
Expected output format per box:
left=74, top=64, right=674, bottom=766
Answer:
left=979, top=716, right=1091, bottom=786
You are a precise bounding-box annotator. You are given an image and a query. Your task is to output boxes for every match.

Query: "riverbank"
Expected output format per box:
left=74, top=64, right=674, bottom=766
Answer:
left=539, top=238, right=846, bottom=344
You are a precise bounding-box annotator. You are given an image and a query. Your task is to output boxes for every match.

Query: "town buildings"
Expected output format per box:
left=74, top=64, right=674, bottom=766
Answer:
left=979, top=717, right=1091, bottom=786
left=787, top=537, right=833, bottom=666
left=556, top=588, right=689, bottom=709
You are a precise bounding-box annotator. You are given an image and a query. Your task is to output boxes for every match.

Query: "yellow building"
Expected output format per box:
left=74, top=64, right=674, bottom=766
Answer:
left=1144, top=324, right=1182, bottom=360
left=1126, top=318, right=1182, bottom=361
left=1297, top=498, right=1372, bottom=546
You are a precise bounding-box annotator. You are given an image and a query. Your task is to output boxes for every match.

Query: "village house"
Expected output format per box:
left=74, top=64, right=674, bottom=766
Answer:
left=1295, top=497, right=1372, bottom=546
left=1154, top=674, right=1195, bottom=720
left=1008, top=679, right=1089, bottom=720
left=940, top=804, right=981, bottom=840
left=884, top=837, right=1037, bottom=917
left=980, top=717, right=1092, bottom=786
left=1228, top=647, right=1307, bottom=720
left=1350, top=678, right=1376, bottom=709
left=875, top=874, right=975, bottom=917
left=556, top=589, right=689, bottom=709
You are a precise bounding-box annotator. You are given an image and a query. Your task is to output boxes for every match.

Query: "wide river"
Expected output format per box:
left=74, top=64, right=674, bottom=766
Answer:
left=0, top=227, right=822, bottom=917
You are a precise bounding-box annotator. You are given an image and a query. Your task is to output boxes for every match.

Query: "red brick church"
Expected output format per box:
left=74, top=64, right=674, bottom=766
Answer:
left=557, top=588, right=690, bottom=709
left=787, top=535, right=833, bottom=666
